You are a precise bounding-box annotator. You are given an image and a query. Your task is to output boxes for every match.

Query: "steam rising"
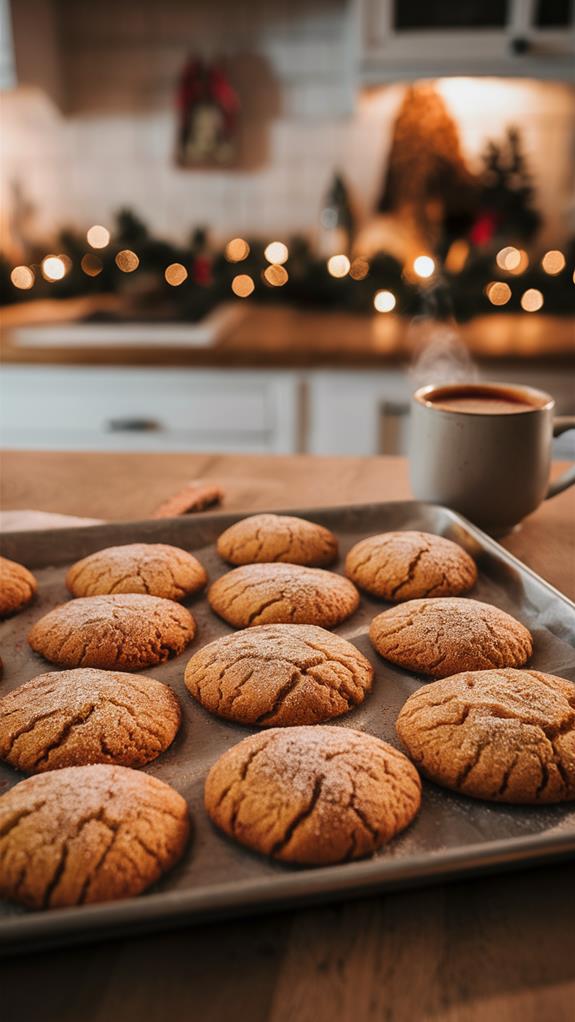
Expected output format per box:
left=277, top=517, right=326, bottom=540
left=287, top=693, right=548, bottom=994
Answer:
left=408, top=317, right=478, bottom=389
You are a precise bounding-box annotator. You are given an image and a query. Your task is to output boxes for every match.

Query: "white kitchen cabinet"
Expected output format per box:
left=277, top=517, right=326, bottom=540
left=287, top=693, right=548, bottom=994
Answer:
left=356, top=0, right=575, bottom=82
left=0, top=367, right=301, bottom=453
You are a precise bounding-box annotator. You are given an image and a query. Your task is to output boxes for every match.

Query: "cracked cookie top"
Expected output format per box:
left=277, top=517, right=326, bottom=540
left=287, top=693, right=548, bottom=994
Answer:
left=66, top=543, right=207, bottom=601
left=0, top=668, right=181, bottom=773
left=345, top=531, right=477, bottom=601
left=370, top=598, right=532, bottom=678
left=0, top=556, right=37, bottom=618
left=185, top=624, right=373, bottom=727
left=396, top=668, right=575, bottom=804
left=0, top=763, right=190, bottom=909
left=28, top=594, right=196, bottom=671
left=217, top=514, right=338, bottom=567
left=208, top=563, right=360, bottom=630
left=205, top=725, right=421, bottom=864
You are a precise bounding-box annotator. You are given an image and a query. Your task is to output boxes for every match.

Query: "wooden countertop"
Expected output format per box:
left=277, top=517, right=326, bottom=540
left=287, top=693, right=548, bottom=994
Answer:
left=2, top=302, right=574, bottom=369
left=1, top=450, right=574, bottom=1021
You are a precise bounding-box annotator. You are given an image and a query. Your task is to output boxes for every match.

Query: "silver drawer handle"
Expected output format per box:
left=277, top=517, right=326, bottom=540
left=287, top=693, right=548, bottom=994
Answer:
left=106, top=418, right=163, bottom=432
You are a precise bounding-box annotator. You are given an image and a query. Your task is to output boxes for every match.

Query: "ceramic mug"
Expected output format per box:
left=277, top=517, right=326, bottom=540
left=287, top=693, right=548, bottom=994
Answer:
left=409, top=382, right=575, bottom=533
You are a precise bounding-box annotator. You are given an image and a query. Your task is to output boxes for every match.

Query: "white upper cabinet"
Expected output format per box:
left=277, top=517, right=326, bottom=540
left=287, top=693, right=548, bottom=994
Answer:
left=356, top=0, right=575, bottom=81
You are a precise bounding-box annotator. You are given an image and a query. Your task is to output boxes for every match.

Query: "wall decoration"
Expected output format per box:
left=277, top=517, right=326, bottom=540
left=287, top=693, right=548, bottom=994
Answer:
left=175, top=58, right=240, bottom=167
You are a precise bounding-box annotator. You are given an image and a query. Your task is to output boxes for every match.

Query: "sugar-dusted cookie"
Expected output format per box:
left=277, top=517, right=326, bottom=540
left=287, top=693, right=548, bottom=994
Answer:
left=208, top=563, right=359, bottom=629
left=0, top=556, right=37, bottom=617
left=185, top=624, right=373, bottom=726
left=28, top=594, right=195, bottom=670
left=396, top=668, right=575, bottom=803
left=217, top=514, right=338, bottom=567
left=205, top=726, right=421, bottom=864
left=66, top=543, right=207, bottom=601
left=0, top=764, right=190, bottom=909
left=0, top=668, right=181, bottom=773
left=370, top=598, right=532, bottom=677
left=345, top=530, right=477, bottom=601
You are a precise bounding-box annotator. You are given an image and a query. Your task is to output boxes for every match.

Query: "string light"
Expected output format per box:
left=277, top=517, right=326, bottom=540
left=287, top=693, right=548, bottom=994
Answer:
left=86, top=225, right=110, bottom=249
left=115, top=250, right=139, bottom=272
left=327, top=254, right=350, bottom=278
left=485, top=281, right=512, bottom=306
left=445, top=240, right=469, bottom=273
left=413, top=255, right=435, bottom=279
left=165, top=263, right=188, bottom=286
left=373, top=290, right=396, bottom=313
left=41, top=255, right=66, bottom=281
left=541, top=250, right=566, bottom=275
left=264, top=241, right=288, bottom=265
left=521, top=288, right=544, bottom=312
left=10, top=265, right=35, bottom=290
left=264, top=264, right=288, bottom=287
left=349, top=257, right=369, bottom=280
left=232, top=274, right=255, bottom=297
left=225, top=238, right=250, bottom=262
left=81, top=254, right=103, bottom=276
left=496, top=246, right=528, bottom=274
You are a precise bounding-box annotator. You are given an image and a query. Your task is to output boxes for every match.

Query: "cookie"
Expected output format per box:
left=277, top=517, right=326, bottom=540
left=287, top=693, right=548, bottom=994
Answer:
left=369, top=598, right=532, bottom=678
left=205, top=726, right=421, bottom=864
left=28, top=594, right=195, bottom=671
left=0, top=764, right=190, bottom=909
left=396, top=668, right=575, bottom=804
left=345, top=531, right=477, bottom=601
left=217, top=514, right=338, bottom=567
left=66, top=543, right=207, bottom=601
left=185, top=624, right=373, bottom=726
left=0, top=668, right=181, bottom=773
left=0, top=556, right=37, bottom=617
left=208, top=563, right=359, bottom=629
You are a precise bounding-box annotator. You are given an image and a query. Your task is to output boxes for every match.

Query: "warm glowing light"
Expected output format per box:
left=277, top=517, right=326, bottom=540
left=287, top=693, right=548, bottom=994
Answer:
left=225, top=238, right=250, bottom=262
left=486, top=281, right=512, bottom=306
left=232, top=274, right=255, bottom=298
left=81, top=254, right=103, bottom=276
left=327, top=254, right=350, bottom=278
left=165, top=263, right=188, bottom=286
left=373, top=290, right=396, bottom=313
left=264, top=241, right=288, bottom=265
left=10, top=265, right=35, bottom=290
left=496, top=246, right=528, bottom=274
left=541, top=250, right=566, bottom=275
left=41, top=255, right=66, bottom=281
left=350, top=257, right=369, bottom=280
left=115, top=249, right=139, bottom=272
left=445, top=240, right=469, bottom=274
left=509, top=250, right=529, bottom=275
left=413, top=255, right=435, bottom=279
left=521, top=288, right=544, bottom=312
left=264, top=264, right=288, bottom=287
left=86, top=225, right=111, bottom=249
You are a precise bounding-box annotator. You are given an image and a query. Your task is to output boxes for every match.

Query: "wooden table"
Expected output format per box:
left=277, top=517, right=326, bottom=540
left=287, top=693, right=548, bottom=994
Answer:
left=1, top=451, right=574, bottom=1021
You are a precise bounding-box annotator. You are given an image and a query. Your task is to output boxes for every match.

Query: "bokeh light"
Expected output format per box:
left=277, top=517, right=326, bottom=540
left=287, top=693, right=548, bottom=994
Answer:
left=497, top=246, right=528, bottom=274
left=444, top=240, right=469, bottom=273
left=225, top=238, right=250, bottom=262
left=10, top=266, right=35, bottom=290
left=81, top=254, right=103, bottom=276
left=413, top=255, right=435, bottom=279
left=373, top=290, right=396, bottom=313
left=264, top=241, right=288, bottom=265
left=115, top=250, right=139, bottom=273
left=485, top=281, right=512, bottom=306
left=327, top=254, right=350, bottom=278
left=541, top=250, right=566, bottom=275
left=521, top=288, right=544, bottom=312
left=349, top=257, right=369, bottom=280
left=164, top=263, right=188, bottom=286
left=264, top=264, right=288, bottom=287
left=231, top=274, right=255, bottom=298
left=41, top=255, right=67, bottom=281
left=86, top=225, right=111, bottom=249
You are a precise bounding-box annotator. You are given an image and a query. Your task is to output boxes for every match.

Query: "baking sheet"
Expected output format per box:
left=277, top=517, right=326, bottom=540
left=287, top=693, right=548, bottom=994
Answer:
left=0, top=501, right=574, bottom=954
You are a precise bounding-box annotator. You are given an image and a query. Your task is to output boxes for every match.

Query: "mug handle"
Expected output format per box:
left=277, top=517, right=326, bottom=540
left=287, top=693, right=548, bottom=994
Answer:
left=546, top=417, right=575, bottom=499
